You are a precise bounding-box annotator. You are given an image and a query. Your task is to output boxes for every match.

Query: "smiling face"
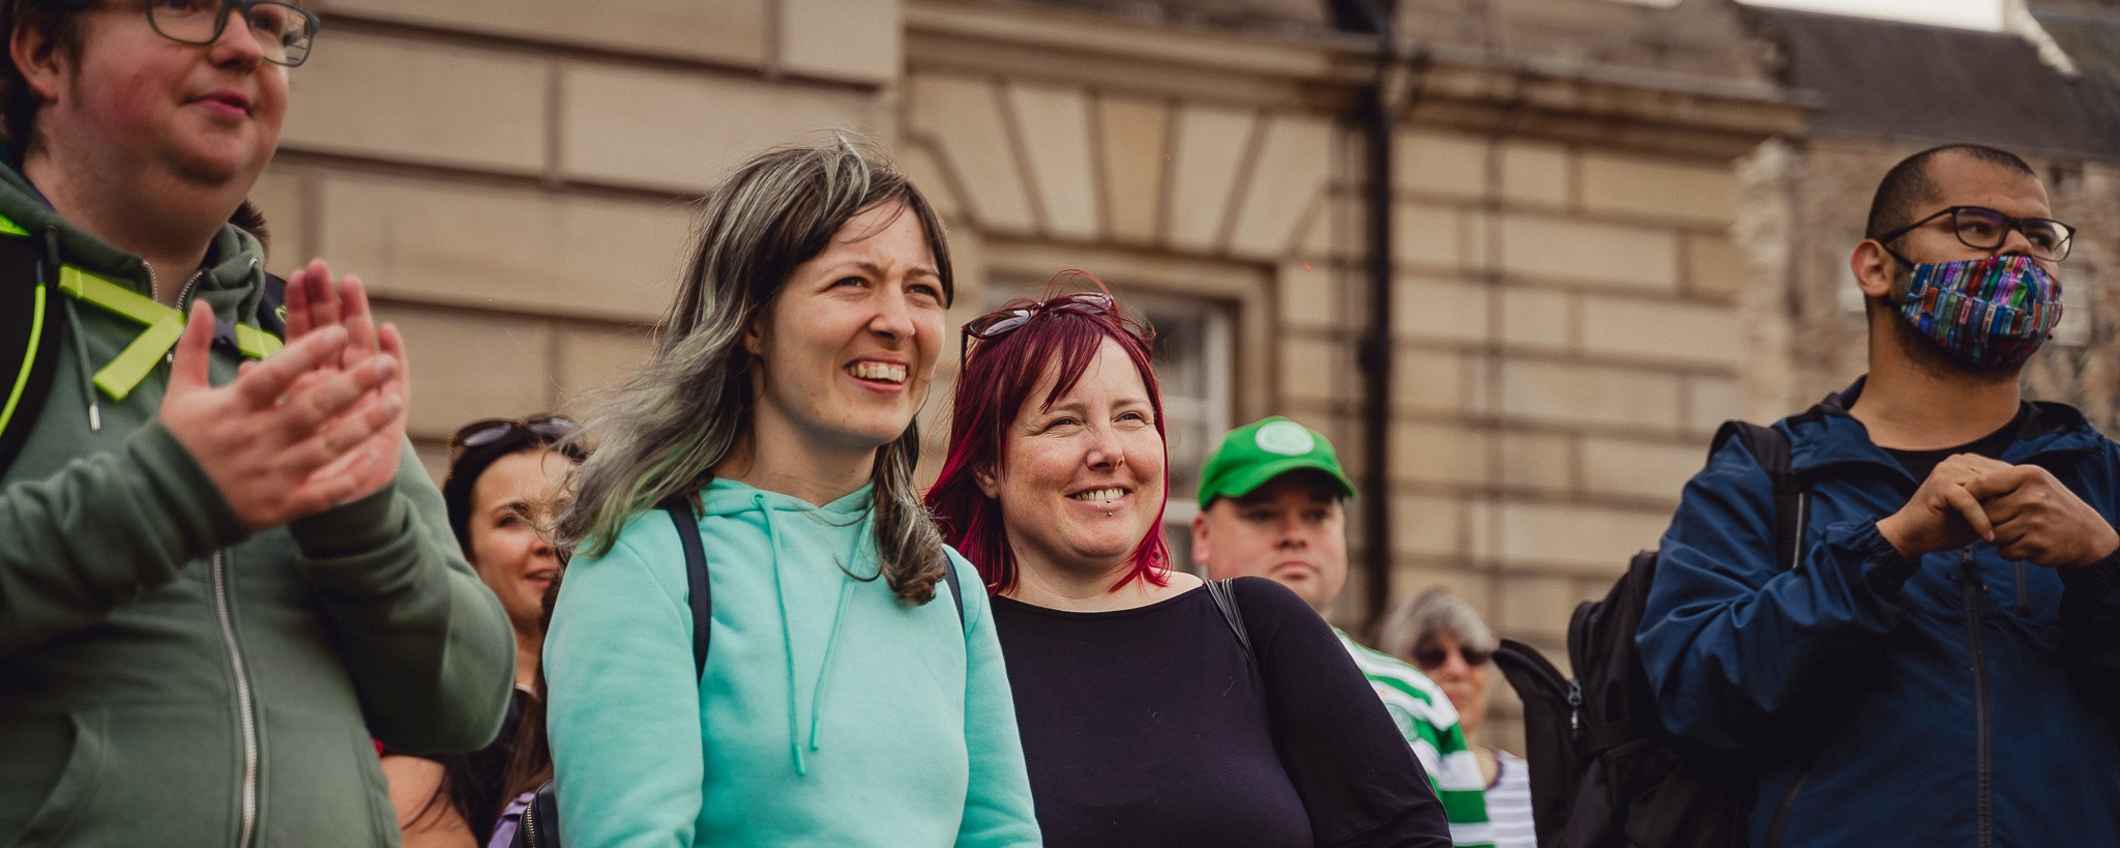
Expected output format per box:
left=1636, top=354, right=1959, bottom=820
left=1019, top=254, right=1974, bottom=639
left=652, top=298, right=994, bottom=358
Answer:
left=745, top=201, right=946, bottom=463
left=982, top=337, right=1167, bottom=580
left=467, top=449, right=572, bottom=636
left=1193, top=472, right=1348, bottom=611
left=17, top=3, right=289, bottom=190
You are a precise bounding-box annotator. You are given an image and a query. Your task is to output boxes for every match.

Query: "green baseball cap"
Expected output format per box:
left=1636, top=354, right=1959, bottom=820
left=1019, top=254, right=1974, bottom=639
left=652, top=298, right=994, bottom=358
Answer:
left=1195, top=416, right=1357, bottom=507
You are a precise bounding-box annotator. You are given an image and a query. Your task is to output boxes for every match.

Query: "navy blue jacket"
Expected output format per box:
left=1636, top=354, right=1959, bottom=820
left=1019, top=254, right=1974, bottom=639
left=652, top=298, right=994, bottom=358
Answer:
left=1637, top=379, right=2120, bottom=847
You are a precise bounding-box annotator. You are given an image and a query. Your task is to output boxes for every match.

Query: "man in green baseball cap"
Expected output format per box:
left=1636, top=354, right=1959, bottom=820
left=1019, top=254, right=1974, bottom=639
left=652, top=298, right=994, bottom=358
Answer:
left=1191, top=415, right=1356, bottom=609
left=1193, top=416, right=1495, bottom=848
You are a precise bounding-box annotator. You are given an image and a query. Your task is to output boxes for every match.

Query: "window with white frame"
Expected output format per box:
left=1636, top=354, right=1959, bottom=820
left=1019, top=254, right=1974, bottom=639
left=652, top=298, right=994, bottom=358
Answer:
left=983, top=282, right=1236, bottom=575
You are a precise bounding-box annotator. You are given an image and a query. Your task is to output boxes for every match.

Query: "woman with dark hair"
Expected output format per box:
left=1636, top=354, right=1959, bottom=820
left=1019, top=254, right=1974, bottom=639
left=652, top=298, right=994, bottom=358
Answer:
left=383, top=415, right=584, bottom=847
left=925, top=271, right=1452, bottom=847
left=543, top=138, right=1040, bottom=846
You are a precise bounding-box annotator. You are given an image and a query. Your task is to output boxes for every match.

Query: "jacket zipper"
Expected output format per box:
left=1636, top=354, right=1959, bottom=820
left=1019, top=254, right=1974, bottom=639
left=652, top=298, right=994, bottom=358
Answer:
left=521, top=795, right=541, bottom=848
left=1960, top=549, right=1992, bottom=848
left=211, top=551, right=261, bottom=848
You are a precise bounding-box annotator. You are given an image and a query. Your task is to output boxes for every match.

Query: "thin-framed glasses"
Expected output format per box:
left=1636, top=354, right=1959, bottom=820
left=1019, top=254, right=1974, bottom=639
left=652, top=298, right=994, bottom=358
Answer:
left=449, top=415, right=580, bottom=461
left=1875, top=205, right=2076, bottom=263
left=146, top=0, right=321, bottom=68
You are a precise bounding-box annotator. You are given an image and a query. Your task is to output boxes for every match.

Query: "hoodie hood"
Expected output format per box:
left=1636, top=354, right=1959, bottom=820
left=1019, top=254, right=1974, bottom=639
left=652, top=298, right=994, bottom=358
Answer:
left=0, top=158, right=272, bottom=326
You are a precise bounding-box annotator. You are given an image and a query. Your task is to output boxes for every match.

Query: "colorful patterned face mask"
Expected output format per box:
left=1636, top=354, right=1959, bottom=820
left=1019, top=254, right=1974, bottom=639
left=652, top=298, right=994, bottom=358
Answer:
left=1894, top=254, right=2062, bottom=371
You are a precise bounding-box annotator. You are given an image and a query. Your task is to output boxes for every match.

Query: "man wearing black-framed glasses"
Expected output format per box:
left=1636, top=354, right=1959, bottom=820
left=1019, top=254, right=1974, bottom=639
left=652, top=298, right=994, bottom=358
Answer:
left=0, top=1, right=516, bottom=845
left=1638, top=143, right=2120, bottom=846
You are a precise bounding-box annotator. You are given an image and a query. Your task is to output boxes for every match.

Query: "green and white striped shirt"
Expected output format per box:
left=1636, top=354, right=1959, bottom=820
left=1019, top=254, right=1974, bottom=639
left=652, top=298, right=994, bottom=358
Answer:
left=1336, top=629, right=1496, bottom=848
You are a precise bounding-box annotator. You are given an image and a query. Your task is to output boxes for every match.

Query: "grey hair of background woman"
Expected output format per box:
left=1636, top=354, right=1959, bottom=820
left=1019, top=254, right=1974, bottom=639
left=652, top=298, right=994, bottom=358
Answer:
left=1379, top=588, right=1500, bottom=661
left=555, top=135, right=956, bottom=604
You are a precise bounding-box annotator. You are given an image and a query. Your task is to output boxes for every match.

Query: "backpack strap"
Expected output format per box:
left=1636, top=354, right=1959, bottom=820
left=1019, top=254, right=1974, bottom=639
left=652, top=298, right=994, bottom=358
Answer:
left=1204, top=578, right=1258, bottom=672
left=1712, top=421, right=1805, bottom=573
left=0, top=230, right=60, bottom=478
left=660, top=498, right=712, bottom=680
left=940, top=556, right=966, bottom=632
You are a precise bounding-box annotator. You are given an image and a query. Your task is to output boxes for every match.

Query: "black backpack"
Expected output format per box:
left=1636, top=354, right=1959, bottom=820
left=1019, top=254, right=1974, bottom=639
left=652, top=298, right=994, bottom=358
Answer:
left=1492, top=421, right=1805, bottom=848
left=514, top=498, right=968, bottom=848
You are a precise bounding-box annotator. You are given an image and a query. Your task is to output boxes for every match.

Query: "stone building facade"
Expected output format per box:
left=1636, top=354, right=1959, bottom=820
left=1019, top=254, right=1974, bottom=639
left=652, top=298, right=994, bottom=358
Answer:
left=267, top=0, right=2120, bottom=749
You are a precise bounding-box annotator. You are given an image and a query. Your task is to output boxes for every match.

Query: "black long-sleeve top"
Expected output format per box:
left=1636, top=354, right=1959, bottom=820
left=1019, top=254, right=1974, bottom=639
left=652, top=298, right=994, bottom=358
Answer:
left=990, top=576, right=1452, bottom=848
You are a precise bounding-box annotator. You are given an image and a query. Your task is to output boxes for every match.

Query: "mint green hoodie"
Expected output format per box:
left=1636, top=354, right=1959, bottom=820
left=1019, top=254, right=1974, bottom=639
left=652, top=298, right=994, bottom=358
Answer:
left=545, top=479, right=1041, bottom=847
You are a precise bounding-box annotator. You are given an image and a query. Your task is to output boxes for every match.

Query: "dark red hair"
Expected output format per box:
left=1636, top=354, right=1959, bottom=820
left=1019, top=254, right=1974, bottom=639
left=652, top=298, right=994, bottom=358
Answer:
left=924, top=273, right=1172, bottom=595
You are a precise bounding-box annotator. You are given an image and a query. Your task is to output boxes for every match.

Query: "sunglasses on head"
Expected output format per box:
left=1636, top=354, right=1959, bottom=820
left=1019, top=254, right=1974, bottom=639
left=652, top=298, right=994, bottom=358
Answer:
left=959, top=269, right=1156, bottom=362
left=449, top=415, right=580, bottom=459
left=1413, top=643, right=1492, bottom=670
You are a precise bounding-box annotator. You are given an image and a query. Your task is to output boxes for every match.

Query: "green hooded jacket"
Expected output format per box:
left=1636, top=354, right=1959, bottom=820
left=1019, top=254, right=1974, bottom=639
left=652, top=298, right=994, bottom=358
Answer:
left=0, top=159, right=516, bottom=847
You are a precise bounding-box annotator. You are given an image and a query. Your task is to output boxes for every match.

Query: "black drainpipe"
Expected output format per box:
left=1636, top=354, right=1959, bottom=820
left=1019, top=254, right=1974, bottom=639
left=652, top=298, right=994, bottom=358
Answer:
left=1358, top=77, right=1394, bottom=636
left=1329, top=0, right=1406, bottom=638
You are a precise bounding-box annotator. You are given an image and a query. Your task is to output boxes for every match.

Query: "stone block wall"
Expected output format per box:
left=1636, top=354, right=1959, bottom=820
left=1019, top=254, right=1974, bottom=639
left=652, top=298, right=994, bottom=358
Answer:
left=1281, top=127, right=1752, bottom=750
left=269, top=1, right=901, bottom=479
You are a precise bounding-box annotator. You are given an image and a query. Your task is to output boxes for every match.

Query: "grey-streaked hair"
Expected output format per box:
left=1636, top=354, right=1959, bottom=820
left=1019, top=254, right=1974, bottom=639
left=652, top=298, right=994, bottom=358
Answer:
left=1379, top=587, right=1498, bottom=661
left=556, top=136, right=955, bottom=604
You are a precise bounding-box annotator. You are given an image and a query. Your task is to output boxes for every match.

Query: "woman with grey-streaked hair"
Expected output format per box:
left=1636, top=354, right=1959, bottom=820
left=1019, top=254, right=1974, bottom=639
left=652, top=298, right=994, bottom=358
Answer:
left=540, top=137, right=1041, bottom=847
left=1384, top=589, right=1538, bottom=848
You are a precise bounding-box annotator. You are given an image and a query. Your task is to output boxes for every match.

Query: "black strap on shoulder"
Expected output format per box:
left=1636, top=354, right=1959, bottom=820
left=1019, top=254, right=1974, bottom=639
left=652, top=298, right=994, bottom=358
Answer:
left=1712, top=420, right=1805, bottom=573
left=939, top=557, right=965, bottom=632
left=1204, top=578, right=1258, bottom=671
left=660, top=498, right=711, bottom=680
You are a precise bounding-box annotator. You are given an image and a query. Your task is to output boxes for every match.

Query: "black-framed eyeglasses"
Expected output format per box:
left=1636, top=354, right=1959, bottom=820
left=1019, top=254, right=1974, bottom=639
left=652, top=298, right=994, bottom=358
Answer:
left=145, top=0, right=320, bottom=67
left=1412, top=643, right=1492, bottom=671
left=1874, top=205, right=2076, bottom=264
left=449, top=415, right=580, bottom=460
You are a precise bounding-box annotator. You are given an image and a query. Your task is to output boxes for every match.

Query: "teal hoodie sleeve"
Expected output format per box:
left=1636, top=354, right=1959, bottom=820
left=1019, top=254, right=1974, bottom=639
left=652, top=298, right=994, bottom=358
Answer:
left=949, top=550, right=1044, bottom=847
left=286, top=439, right=516, bottom=755
left=0, top=422, right=247, bottom=657
left=545, top=528, right=703, bottom=848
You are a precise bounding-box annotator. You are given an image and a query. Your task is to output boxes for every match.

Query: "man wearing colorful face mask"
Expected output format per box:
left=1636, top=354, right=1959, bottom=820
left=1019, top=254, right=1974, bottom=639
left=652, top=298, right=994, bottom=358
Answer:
left=1637, top=144, right=2120, bottom=846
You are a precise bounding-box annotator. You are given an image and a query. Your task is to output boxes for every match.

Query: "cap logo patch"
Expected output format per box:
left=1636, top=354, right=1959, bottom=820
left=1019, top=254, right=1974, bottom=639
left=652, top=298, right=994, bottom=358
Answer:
left=1255, top=421, right=1315, bottom=456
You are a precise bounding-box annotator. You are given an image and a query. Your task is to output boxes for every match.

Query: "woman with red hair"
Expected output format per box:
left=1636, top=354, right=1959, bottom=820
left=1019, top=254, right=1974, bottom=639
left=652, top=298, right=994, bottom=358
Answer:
left=926, top=272, right=1451, bottom=847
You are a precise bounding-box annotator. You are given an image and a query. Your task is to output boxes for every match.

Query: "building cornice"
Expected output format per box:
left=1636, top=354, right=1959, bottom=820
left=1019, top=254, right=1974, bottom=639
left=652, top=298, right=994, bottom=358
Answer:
left=908, top=0, right=1810, bottom=155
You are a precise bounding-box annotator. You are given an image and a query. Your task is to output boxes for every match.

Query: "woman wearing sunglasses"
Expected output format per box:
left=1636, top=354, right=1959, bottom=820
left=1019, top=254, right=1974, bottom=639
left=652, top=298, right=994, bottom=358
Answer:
left=926, top=272, right=1451, bottom=847
left=1384, top=590, right=1534, bottom=848
left=383, top=416, right=583, bottom=847
left=542, top=139, right=1040, bottom=847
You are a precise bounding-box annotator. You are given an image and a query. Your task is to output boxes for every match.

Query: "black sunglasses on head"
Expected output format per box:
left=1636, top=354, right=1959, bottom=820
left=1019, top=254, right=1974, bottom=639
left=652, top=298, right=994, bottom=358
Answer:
left=449, top=415, right=580, bottom=460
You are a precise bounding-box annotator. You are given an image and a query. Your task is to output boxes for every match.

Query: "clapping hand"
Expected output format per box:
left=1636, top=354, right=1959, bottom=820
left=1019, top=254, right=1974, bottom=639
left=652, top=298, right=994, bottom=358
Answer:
left=160, top=301, right=402, bottom=530
left=278, top=259, right=413, bottom=506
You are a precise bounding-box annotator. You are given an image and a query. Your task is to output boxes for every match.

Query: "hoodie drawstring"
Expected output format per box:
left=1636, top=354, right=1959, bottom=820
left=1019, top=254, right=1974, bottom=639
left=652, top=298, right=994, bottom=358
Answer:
left=2014, top=561, right=2029, bottom=616
left=754, top=492, right=869, bottom=778
left=808, top=576, right=855, bottom=756
left=43, top=228, right=98, bottom=432
left=757, top=493, right=808, bottom=777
